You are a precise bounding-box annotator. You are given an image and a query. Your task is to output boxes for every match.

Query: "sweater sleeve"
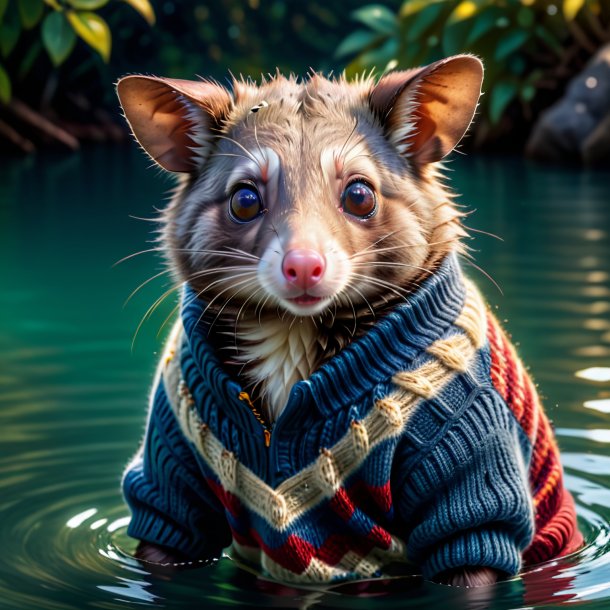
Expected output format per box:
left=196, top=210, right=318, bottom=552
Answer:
left=122, top=377, right=231, bottom=559
left=394, top=385, right=535, bottom=580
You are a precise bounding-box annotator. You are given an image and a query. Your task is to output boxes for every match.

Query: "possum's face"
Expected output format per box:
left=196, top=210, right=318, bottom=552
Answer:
left=118, top=57, right=482, bottom=318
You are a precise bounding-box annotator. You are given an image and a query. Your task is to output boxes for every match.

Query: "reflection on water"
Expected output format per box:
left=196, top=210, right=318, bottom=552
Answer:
left=576, top=368, right=610, bottom=382
left=584, top=399, right=610, bottom=414
left=0, top=147, right=609, bottom=609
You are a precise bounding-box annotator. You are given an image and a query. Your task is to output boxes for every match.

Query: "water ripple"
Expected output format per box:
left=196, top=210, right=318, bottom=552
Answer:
left=2, top=151, right=610, bottom=609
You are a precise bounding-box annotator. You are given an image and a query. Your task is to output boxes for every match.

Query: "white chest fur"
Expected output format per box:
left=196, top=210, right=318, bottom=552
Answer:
left=235, top=317, right=321, bottom=422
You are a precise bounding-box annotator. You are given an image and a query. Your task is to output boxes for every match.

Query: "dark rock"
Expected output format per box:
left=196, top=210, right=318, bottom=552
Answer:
left=526, top=44, right=610, bottom=164
left=582, top=110, right=610, bottom=167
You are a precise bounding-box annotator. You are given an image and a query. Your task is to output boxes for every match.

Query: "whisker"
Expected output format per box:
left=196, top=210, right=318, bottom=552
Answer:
left=349, top=238, right=456, bottom=260
left=253, top=123, right=266, bottom=162
left=462, top=224, right=504, bottom=242
left=192, top=271, right=257, bottom=296
left=214, top=134, right=262, bottom=169
left=128, top=214, right=161, bottom=223
left=234, top=286, right=267, bottom=348
left=188, top=265, right=258, bottom=280
left=170, top=247, right=260, bottom=262
left=348, top=283, right=376, bottom=319
left=188, top=275, right=259, bottom=338
left=207, top=278, right=260, bottom=334
left=223, top=246, right=262, bottom=261
left=132, top=284, right=181, bottom=350
left=344, top=293, right=357, bottom=336
left=155, top=271, right=257, bottom=340
left=352, top=261, right=434, bottom=276
left=352, top=261, right=434, bottom=274
left=462, top=259, right=504, bottom=296
left=114, top=247, right=163, bottom=267
left=348, top=229, right=404, bottom=259
left=258, top=294, right=274, bottom=325
left=338, top=118, right=360, bottom=161
left=124, top=268, right=174, bottom=306
left=349, top=273, right=413, bottom=300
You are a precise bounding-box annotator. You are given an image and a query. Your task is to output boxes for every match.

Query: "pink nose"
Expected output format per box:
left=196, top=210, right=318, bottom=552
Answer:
left=282, top=249, right=326, bottom=290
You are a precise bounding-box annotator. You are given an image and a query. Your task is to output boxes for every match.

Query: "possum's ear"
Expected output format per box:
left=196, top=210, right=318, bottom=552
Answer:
left=369, top=55, right=483, bottom=164
left=116, top=76, right=233, bottom=172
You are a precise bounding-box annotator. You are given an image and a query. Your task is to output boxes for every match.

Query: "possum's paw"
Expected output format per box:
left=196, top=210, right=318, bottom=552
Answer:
left=435, top=567, right=500, bottom=587
left=135, top=541, right=188, bottom=567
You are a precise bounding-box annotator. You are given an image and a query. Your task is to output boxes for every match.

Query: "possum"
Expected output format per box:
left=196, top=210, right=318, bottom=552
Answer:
left=117, top=55, right=581, bottom=588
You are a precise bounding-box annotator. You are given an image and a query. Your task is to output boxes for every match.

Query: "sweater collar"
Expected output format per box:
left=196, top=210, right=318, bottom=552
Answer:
left=181, top=253, right=466, bottom=420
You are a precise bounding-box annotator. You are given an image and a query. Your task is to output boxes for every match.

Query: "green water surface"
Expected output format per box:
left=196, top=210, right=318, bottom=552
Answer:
left=1, top=146, right=609, bottom=609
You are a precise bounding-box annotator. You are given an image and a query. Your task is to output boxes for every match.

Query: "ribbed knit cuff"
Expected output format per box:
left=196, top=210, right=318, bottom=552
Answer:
left=421, top=527, right=522, bottom=580
left=127, top=506, right=197, bottom=558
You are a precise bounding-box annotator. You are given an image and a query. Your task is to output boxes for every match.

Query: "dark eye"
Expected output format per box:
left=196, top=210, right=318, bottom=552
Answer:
left=341, top=181, right=376, bottom=218
left=229, top=185, right=263, bottom=222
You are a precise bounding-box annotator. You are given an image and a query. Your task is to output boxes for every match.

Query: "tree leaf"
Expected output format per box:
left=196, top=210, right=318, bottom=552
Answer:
left=494, top=29, right=529, bottom=60
left=351, top=4, right=396, bottom=35
left=516, top=6, right=535, bottom=28
left=0, top=0, right=8, bottom=22
left=358, top=36, right=398, bottom=68
left=405, top=2, right=447, bottom=42
left=17, top=40, right=42, bottom=80
left=1, top=4, right=22, bottom=57
left=400, top=0, right=446, bottom=19
left=17, top=0, right=44, bottom=29
left=18, top=39, right=41, bottom=78
left=563, top=0, right=586, bottom=20
left=534, top=24, right=564, bottom=57
left=442, top=20, right=471, bottom=55
left=42, top=11, right=76, bottom=66
left=447, top=1, right=479, bottom=25
left=521, top=83, right=536, bottom=102
left=67, top=0, right=109, bottom=9
left=66, top=10, right=111, bottom=61
left=0, top=62, right=11, bottom=104
left=465, top=7, right=500, bottom=44
left=489, top=80, right=517, bottom=124
left=335, top=29, right=380, bottom=58
left=121, top=0, right=155, bottom=25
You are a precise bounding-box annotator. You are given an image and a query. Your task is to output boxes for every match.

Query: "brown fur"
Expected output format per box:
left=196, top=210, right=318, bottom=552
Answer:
left=118, top=55, right=493, bottom=586
left=118, top=55, right=482, bottom=422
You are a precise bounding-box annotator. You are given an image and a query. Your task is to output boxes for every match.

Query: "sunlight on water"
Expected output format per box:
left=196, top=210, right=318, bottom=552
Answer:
left=108, top=517, right=132, bottom=532
left=66, top=508, right=98, bottom=529
left=1, top=148, right=609, bottom=610
left=575, top=367, right=610, bottom=382
left=556, top=428, right=610, bottom=444
left=583, top=400, right=610, bottom=414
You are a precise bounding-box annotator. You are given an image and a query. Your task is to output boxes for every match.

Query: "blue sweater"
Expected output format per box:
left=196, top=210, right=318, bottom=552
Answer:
left=123, top=254, right=538, bottom=582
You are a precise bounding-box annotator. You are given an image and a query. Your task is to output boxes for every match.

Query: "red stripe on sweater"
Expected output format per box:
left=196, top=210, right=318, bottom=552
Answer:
left=206, top=477, right=241, bottom=518
left=244, top=527, right=391, bottom=573
left=524, top=489, right=580, bottom=565
left=486, top=311, right=579, bottom=564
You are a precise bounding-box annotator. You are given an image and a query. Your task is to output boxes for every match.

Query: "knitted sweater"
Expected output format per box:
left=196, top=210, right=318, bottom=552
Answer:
left=123, top=254, right=580, bottom=583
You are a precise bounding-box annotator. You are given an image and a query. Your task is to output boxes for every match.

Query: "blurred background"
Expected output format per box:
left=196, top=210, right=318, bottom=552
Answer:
left=1, top=0, right=610, bottom=161
left=1, top=2, right=610, bottom=610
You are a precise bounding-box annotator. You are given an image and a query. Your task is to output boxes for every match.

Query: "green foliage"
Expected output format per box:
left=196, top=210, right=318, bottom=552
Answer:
left=66, top=9, right=111, bottom=62
left=121, top=0, right=154, bottom=25
left=0, top=0, right=155, bottom=104
left=337, top=0, right=609, bottom=128
left=42, top=11, right=75, bottom=66
left=1, top=4, right=21, bottom=57
left=18, top=0, right=43, bottom=29
left=0, top=61, right=11, bottom=102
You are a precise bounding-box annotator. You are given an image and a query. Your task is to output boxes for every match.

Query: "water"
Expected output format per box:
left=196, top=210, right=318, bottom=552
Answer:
left=1, top=146, right=609, bottom=609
